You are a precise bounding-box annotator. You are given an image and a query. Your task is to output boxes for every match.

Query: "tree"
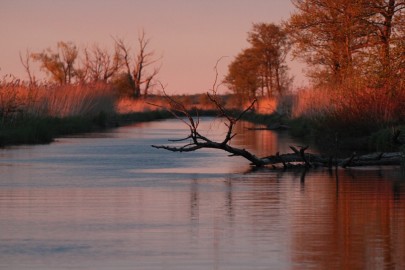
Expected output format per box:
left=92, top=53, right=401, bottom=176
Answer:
left=31, top=41, right=79, bottom=84
left=287, top=0, right=404, bottom=89
left=114, top=31, right=161, bottom=98
left=19, top=49, right=36, bottom=86
left=360, top=0, right=405, bottom=89
left=225, top=23, right=291, bottom=103
left=288, top=0, right=363, bottom=86
left=224, top=48, right=260, bottom=104
left=152, top=85, right=404, bottom=169
left=82, top=43, right=122, bottom=82
left=248, top=23, right=291, bottom=96
left=150, top=58, right=404, bottom=169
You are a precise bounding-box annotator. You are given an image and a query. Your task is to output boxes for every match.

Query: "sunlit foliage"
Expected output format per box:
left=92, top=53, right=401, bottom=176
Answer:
left=31, top=41, right=79, bottom=85
left=224, top=23, right=291, bottom=104
left=287, top=0, right=405, bottom=91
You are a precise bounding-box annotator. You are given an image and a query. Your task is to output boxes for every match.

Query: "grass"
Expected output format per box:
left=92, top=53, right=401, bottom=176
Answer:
left=0, top=78, right=175, bottom=147
left=0, top=79, right=118, bottom=146
left=2, top=75, right=404, bottom=153
left=287, top=84, right=405, bottom=153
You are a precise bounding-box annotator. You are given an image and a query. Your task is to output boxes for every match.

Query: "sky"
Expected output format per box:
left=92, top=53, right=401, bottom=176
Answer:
left=1, top=0, right=306, bottom=94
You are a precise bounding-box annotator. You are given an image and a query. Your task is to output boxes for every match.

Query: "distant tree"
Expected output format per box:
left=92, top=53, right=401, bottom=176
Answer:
left=247, top=23, right=291, bottom=96
left=114, top=31, right=161, bottom=98
left=224, top=48, right=260, bottom=103
left=31, top=41, right=79, bottom=84
left=19, top=49, right=36, bottom=86
left=224, top=23, right=291, bottom=103
left=81, top=43, right=122, bottom=83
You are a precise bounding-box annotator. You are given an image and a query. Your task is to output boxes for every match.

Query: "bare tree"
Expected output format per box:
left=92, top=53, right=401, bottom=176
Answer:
left=151, top=84, right=264, bottom=166
left=152, top=61, right=403, bottom=169
left=114, top=31, right=161, bottom=98
left=152, top=89, right=404, bottom=169
left=19, top=49, right=36, bottom=86
left=82, top=43, right=122, bottom=82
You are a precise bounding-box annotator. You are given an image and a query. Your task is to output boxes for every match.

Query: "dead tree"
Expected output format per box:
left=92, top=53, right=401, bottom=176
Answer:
left=19, top=49, right=36, bottom=86
left=151, top=62, right=404, bottom=169
left=114, top=31, right=161, bottom=98
left=151, top=82, right=265, bottom=166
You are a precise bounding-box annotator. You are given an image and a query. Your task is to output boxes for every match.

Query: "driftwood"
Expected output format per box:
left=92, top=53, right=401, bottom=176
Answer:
left=260, top=147, right=403, bottom=169
left=151, top=61, right=404, bottom=170
left=151, top=90, right=266, bottom=167
left=151, top=93, right=404, bottom=169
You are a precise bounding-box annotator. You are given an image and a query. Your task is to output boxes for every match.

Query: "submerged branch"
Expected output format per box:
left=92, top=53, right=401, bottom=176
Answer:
left=150, top=59, right=403, bottom=170
left=261, top=149, right=403, bottom=169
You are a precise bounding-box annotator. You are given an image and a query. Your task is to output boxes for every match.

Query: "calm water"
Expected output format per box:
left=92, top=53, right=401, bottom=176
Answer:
left=1, top=118, right=404, bottom=270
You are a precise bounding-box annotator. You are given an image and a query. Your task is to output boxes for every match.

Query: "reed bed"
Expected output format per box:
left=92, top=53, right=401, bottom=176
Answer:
left=0, top=79, right=117, bottom=123
left=292, top=86, right=405, bottom=132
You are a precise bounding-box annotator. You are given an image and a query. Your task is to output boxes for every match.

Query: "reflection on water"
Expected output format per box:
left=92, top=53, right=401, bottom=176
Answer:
left=0, top=118, right=404, bottom=270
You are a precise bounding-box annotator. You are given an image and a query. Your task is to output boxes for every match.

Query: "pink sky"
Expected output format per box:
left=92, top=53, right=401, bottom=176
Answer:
left=1, top=0, right=306, bottom=94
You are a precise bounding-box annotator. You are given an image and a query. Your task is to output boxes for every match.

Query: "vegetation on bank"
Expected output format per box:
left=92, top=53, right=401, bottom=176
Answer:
left=1, top=75, right=404, bottom=154
left=222, top=0, right=404, bottom=155
left=0, top=78, right=172, bottom=147
left=242, top=109, right=405, bottom=156
left=1, top=0, right=404, bottom=156
left=0, top=111, right=174, bottom=147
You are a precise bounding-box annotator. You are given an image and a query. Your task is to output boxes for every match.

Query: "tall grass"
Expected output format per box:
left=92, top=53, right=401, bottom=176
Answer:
left=0, top=78, right=117, bottom=123
left=292, top=85, right=405, bottom=134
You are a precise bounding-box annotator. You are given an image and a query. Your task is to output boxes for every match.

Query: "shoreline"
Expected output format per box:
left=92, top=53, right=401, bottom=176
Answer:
left=2, top=110, right=404, bottom=161
left=0, top=111, right=172, bottom=148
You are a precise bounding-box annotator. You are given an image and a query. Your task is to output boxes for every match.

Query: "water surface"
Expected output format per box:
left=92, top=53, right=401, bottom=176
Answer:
left=1, top=118, right=404, bottom=269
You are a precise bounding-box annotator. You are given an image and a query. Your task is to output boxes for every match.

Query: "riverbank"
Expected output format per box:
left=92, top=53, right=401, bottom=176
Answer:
left=0, top=108, right=224, bottom=147
left=2, top=104, right=405, bottom=158
left=241, top=111, right=405, bottom=156
left=0, top=111, right=173, bottom=147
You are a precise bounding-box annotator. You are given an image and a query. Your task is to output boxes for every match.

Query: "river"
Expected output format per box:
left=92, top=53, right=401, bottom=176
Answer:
left=1, top=118, right=404, bottom=269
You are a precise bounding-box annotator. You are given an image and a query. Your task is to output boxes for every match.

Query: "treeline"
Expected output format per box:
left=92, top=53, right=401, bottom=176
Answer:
left=286, top=0, right=405, bottom=133
left=226, top=0, right=404, bottom=101
left=225, top=0, right=404, bottom=138
left=19, top=31, right=160, bottom=98
left=2, top=0, right=405, bottom=149
left=288, top=0, right=404, bottom=91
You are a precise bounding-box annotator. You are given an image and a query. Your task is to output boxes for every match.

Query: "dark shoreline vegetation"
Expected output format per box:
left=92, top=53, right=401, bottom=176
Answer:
left=0, top=108, right=224, bottom=147
left=0, top=111, right=172, bottom=147
left=242, top=111, right=405, bottom=157
left=2, top=106, right=404, bottom=160
left=2, top=0, right=404, bottom=167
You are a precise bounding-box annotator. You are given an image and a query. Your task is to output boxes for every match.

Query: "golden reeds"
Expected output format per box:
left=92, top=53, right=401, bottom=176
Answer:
left=0, top=78, right=117, bottom=121
left=292, top=85, right=405, bottom=128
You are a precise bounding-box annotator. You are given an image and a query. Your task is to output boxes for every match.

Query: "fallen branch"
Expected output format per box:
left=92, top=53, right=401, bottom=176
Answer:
left=261, top=149, right=403, bottom=168
left=150, top=60, right=404, bottom=170
left=151, top=64, right=264, bottom=167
